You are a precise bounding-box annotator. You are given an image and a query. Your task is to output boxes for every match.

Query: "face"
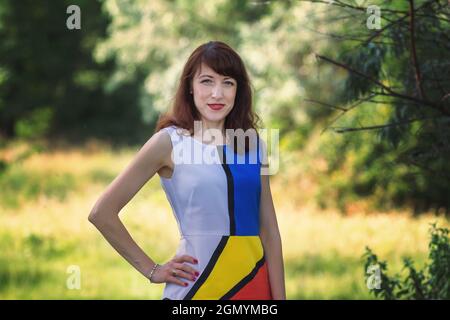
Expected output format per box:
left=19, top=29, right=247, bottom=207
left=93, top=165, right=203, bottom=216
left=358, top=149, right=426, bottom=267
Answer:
left=191, top=63, right=237, bottom=128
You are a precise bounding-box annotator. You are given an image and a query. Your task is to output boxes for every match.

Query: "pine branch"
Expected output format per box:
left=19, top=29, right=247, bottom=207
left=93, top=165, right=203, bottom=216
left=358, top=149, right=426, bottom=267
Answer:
left=319, top=93, right=378, bottom=135
left=330, top=117, right=439, bottom=133
left=314, top=54, right=450, bottom=116
left=303, top=98, right=347, bottom=111
left=409, top=0, right=426, bottom=100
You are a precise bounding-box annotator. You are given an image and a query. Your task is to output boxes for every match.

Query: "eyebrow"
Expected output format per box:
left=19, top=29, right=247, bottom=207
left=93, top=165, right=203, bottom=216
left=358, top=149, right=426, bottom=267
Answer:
left=199, top=74, right=234, bottom=80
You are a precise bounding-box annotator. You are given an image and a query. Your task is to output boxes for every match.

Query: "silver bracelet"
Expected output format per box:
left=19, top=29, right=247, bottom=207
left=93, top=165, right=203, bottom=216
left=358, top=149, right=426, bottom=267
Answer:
left=148, top=263, right=160, bottom=283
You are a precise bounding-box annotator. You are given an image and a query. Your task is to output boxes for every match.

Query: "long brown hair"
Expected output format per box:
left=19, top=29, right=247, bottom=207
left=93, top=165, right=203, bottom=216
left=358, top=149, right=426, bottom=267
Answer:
left=155, top=41, right=262, bottom=153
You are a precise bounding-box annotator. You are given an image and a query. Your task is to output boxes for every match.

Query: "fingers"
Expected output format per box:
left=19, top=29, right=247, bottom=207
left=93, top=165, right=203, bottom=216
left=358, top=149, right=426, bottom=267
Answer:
left=164, top=255, right=199, bottom=287
left=173, top=262, right=200, bottom=278
left=167, top=275, right=189, bottom=287
left=172, top=268, right=196, bottom=282
left=174, top=254, right=198, bottom=265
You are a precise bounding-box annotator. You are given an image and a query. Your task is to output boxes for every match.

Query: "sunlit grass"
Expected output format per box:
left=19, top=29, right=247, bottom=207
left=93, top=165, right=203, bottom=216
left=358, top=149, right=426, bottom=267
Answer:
left=0, top=140, right=448, bottom=299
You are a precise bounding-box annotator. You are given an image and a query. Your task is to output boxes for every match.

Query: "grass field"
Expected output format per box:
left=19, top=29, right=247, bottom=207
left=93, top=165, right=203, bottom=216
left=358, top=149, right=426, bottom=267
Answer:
left=1, top=140, right=448, bottom=299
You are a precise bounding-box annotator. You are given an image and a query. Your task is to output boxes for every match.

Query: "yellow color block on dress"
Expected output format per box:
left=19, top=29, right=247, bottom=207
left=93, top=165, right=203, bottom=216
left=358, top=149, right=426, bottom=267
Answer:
left=192, top=236, right=264, bottom=300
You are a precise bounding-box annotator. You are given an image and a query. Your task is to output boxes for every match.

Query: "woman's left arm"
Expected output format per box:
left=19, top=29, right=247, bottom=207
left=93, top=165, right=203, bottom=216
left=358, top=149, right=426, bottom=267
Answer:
left=259, top=173, right=286, bottom=300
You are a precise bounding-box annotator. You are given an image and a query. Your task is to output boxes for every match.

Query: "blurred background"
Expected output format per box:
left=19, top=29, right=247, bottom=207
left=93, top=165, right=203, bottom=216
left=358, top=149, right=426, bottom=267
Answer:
left=0, top=0, right=449, bottom=299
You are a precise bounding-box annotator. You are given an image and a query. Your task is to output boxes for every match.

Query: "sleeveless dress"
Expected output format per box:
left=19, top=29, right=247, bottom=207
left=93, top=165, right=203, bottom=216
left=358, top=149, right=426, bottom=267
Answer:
left=158, top=125, right=272, bottom=300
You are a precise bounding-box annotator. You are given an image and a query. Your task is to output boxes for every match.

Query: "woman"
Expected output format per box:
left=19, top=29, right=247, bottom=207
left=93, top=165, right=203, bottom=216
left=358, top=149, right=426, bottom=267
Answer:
left=88, top=41, right=286, bottom=300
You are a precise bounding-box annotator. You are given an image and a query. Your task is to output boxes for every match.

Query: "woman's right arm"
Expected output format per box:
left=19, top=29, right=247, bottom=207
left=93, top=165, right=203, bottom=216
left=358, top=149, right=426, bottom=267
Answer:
left=88, top=130, right=198, bottom=286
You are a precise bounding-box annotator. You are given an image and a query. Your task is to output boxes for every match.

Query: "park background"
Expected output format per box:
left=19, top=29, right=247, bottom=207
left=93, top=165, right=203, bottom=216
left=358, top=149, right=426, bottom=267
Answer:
left=1, top=0, right=449, bottom=299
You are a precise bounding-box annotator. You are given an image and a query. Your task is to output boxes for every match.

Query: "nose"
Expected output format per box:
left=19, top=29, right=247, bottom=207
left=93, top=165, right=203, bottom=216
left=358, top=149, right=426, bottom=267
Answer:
left=211, top=84, right=224, bottom=98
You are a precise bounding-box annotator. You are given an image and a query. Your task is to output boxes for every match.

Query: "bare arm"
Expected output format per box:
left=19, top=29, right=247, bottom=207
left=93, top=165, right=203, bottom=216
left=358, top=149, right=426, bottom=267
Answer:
left=259, top=173, right=287, bottom=300
left=88, top=130, right=198, bottom=286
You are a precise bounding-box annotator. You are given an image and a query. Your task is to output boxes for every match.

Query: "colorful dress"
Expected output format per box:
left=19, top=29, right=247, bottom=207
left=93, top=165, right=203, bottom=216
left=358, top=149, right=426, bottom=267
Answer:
left=159, top=125, right=272, bottom=300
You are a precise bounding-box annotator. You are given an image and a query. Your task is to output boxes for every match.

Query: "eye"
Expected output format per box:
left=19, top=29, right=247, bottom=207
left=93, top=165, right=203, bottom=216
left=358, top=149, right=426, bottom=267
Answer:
left=200, top=79, right=235, bottom=86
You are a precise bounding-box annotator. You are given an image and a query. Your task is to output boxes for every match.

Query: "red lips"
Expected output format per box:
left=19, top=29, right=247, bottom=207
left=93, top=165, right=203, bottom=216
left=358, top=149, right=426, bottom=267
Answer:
left=208, top=104, right=225, bottom=110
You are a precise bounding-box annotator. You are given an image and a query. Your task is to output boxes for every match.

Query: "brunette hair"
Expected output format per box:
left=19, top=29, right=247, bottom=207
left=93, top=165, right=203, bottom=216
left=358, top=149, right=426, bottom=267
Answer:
left=155, top=40, right=262, bottom=153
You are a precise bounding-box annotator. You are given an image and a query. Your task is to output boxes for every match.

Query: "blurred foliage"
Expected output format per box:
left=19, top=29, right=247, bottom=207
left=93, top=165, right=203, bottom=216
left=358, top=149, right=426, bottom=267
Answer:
left=307, top=0, right=450, bottom=214
left=1, top=0, right=449, bottom=300
left=363, top=223, right=450, bottom=299
left=0, top=0, right=149, bottom=145
left=0, top=0, right=449, bottom=214
left=0, top=166, right=77, bottom=209
left=1, top=143, right=447, bottom=298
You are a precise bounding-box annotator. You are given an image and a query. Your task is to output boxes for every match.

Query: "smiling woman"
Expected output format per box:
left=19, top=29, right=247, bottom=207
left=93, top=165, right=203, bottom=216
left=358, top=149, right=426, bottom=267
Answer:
left=156, top=41, right=260, bottom=152
left=190, top=62, right=237, bottom=133
left=198, top=72, right=237, bottom=112
left=89, top=40, right=286, bottom=300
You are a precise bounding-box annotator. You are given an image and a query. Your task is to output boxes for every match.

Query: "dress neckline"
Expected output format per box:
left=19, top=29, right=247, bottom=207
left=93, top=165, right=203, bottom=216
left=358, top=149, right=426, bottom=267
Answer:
left=188, top=135, right=227, bottom=147
left=171, top=125, right=228, bottom=147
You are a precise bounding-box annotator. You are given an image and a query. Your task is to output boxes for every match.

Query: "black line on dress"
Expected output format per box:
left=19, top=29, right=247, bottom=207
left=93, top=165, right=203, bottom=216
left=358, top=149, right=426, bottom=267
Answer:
left=219, top=256, right=266, bottom=300
left=220, top=145, right=236, bottom=236
left=183, top=235, right=229, bottom=300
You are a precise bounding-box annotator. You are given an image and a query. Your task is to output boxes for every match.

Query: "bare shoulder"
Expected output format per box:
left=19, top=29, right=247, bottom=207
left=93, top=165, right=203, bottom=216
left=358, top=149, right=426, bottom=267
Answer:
left=139, top=129, right=173, bottom=169
left=146, top=128, right=172, bottom=153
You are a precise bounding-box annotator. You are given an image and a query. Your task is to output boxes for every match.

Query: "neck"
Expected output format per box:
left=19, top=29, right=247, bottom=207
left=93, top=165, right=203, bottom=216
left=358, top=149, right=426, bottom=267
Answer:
left=193, top=119, right=226, bottom=144
left=201, top=119, right=224, bottom=133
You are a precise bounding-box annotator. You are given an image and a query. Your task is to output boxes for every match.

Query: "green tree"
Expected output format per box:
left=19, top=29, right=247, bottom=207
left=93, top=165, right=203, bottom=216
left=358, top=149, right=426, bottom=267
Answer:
left=308, top=0, right=450, bottom=214
left=363, top=223, right=450, bottom=299
left=0, top=0, right=148, bottom=145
